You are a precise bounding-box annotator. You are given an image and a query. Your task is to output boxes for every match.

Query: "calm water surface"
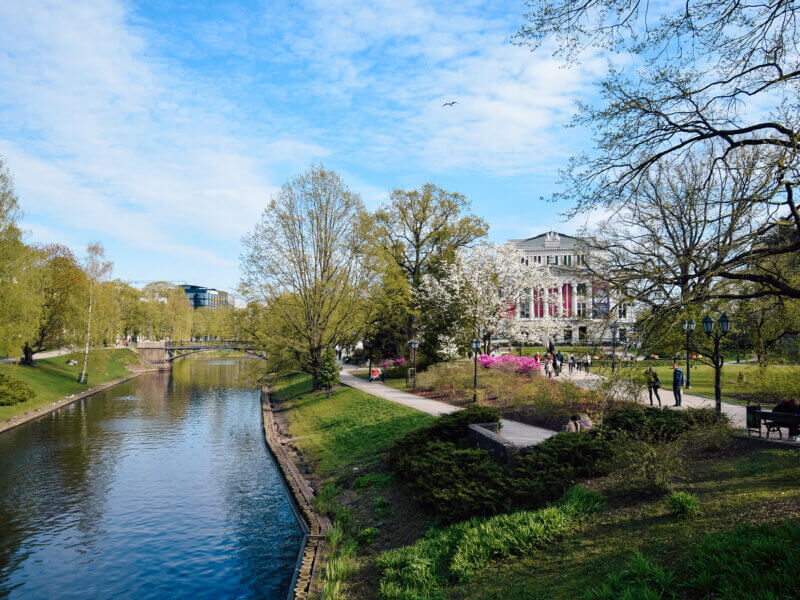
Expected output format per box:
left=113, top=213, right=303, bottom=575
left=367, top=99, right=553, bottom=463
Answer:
left=0, top=359, right=303, bottom=599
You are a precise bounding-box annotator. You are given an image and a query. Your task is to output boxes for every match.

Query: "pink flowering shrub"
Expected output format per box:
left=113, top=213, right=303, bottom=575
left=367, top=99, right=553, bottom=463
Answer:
left=380, top=357, right=407, bottom=369
left=478, top=354, right=542, bottom=373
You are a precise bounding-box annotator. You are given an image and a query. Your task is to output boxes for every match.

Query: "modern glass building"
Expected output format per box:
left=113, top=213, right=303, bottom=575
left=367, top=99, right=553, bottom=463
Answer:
left=181, top=285, right=229, bottom=309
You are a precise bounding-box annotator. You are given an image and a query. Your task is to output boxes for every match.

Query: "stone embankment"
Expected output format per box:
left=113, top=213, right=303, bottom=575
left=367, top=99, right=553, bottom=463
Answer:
left=260, top=387, right=330, bottom=600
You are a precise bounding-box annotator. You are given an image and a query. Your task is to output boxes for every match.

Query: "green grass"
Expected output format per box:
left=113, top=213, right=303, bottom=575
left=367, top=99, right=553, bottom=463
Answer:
left=0, top=348, right=142, bottom=421
left=271, top=373, right=435, bottom=476
left=597, top=363, right=763, bottom=405
left=451, top=443, right=800, bottom=600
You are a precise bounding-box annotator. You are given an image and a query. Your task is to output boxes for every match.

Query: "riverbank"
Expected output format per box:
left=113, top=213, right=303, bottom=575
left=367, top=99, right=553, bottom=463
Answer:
left=269, top=371, right=800, bottom=599
left=0, top=348, right=154, bottom=432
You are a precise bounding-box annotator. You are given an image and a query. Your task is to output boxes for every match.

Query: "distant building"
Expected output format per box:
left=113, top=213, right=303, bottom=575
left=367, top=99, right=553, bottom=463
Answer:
left=508, top=231, right=635, bottom=345
left=181, top=285, right=229, bottom=310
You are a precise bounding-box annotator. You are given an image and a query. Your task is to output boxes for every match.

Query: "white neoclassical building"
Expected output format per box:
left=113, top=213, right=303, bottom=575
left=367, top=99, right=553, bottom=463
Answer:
left=508, top=231, right=635, bottom=345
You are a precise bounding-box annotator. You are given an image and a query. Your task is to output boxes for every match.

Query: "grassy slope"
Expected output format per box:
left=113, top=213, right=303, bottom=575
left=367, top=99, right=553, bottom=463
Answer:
left=0, top=348, right=142, bottom=421
left=453, top=442, right=800, bottom=600
left=271, top=373, right=435, bottom=476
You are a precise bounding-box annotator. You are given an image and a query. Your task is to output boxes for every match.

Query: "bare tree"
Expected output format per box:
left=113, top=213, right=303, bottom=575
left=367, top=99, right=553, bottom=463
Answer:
left=78, top=243, right=112, bottom=384
left=517, top=0, right=800, bottom=298
left=240, top=166, right=366, bottom=387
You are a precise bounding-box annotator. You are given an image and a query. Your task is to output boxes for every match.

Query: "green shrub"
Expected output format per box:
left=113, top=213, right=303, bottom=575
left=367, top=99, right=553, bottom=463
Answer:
left=393, top=440, right=510, bottom=521
left=327, top=521, right=345, bottom=553
left=317, top=348, right=340, bottom=395
left=602, top=407, right=726, bottom=443
left=665, top=491, right=701, bottom=517
left=609, top=439, right=682, bottom=498
left=378, top=487, right=604, bottom=599
left=313, top=482, right=343, bottom=516
left=356, top=526, right=379, bottom=546
left=511, top=433, right=612, bottom=507
left=584, top=551, right=677, bottom=600
left=0, top=373, right=35, bottom=406
left=353, top=473, right=393, bottom=491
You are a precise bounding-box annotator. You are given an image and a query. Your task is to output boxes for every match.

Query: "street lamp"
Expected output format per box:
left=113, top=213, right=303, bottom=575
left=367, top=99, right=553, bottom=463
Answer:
left=681, top=318, right=696, bottom=389
left=410, top=340, right=419, bottom=389
left=702, top=313, right=732, bottom=418
left=471, top=338, right=481, bottom=403
left=610, top=321, right=619, bottom=374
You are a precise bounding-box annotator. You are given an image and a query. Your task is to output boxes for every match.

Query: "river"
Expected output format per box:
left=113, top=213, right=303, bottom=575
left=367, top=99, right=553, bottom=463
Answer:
left=0, top=358, right=303, bottom=599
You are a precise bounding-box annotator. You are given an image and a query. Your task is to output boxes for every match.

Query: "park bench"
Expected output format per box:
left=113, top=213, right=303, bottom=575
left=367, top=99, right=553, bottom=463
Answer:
left=746, top=400, right=800, bottom=439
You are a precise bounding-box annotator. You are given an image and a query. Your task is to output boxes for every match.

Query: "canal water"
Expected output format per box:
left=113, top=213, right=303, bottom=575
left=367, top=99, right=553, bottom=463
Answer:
left=0, top=359, right=303, bottom=599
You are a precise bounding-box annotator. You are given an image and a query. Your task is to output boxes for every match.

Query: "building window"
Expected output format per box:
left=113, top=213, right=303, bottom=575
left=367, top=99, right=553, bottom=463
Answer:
left=564, top=327, right=573, bottom=342
left=618, top=304, right=627, bottom=319
left=576, top=301, right=586, bottom=317
left=577, top=283, right=586, bottom=296
left=576, top=255, right=586, bottom=266
left=563, top=255, right=572, bottom=266
left=578, top=326, right=587, bottom=341
left=618, top=328, right=627, bottom=342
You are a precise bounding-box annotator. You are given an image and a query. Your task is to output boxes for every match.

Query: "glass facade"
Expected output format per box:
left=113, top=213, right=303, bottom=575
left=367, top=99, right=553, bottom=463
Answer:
left=181, top=285, right=230, bottom=309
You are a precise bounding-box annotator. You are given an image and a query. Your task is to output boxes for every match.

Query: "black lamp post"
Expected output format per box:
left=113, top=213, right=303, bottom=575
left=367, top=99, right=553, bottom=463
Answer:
left=702, top=313, right=732, bottom=418
left=681, top=318, right=695, bottom=388
left=366, top=340, right=374, bottom=382
left=410, top=340, right=419, bottom=389
left=610, top=321, right=619, bottom=374
left=471, top=337, right=480, bottom=403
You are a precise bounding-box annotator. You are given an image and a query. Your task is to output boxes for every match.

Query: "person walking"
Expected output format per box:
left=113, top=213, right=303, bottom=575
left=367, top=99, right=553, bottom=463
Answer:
left=645, top=366, right=662, bottom=407
left=555, top=350, right=564, bottom=376
left=583, top=353, right=591, bottom=374
left=545, top=355, right=553, bottom=378
left=569, top=353, right=576, bottom=374
left=672, top=363, right=685, bottom=407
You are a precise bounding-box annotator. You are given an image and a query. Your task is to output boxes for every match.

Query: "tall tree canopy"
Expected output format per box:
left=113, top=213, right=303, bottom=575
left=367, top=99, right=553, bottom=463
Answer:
left=518, top=0, right=800, bottom=298
left=241, top=165, right=366, bottom=387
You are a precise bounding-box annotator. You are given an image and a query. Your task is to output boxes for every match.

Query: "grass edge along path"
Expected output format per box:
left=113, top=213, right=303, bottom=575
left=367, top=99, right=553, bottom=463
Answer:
left=0, top=348, right=146, bottom=423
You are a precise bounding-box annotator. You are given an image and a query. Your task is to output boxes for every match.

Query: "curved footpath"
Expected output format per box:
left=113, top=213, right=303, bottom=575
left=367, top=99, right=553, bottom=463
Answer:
left=338, top=370, right=556, bottom=446
left=558, top=369, right=747, bottom=427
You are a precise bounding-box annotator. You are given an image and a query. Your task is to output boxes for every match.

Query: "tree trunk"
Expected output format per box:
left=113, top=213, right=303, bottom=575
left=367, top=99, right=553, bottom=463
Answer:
left=78, top=284, right=93, bottom=384
left=19, top=343, right=34, bottom=367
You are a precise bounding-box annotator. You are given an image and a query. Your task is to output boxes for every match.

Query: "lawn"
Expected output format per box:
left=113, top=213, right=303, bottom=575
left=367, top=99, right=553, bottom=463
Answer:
left=0, top=348, right=143, bottom=421
left=270, top=373, right=435, bottom=476
left=598, top=362, right=798, bottom=405
left=450, top=441, right=800, bottom=599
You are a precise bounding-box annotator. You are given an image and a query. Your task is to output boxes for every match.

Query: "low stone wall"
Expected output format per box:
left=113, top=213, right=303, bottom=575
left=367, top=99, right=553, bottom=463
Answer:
left=467, top=422, right=521, bottom=464
left=261, top=387, right=330, bottom=600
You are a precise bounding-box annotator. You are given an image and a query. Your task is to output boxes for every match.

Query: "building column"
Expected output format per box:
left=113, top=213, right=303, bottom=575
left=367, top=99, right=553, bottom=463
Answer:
left=571, top=282, right=578, bottom=318
left=556, top=283, right=563, bottom=318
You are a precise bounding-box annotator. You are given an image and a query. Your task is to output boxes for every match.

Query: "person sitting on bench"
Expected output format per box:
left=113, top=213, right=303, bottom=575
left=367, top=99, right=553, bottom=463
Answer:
left=772, top=398, right=800, bottom=440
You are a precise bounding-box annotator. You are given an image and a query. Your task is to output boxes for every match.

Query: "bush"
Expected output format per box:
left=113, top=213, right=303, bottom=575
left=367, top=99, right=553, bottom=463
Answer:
left=602, top=407, right=727, bottom=443
left=0, top=373, right=35, bottom=406
left=512, top=433, right=612, bottom=507
left=317, top=348, right=340, bottom=395
left=609, top=439, right=682, bottom=498
left=665, top=491, right=701, bottom=518
left=356, top=527, right=378, bottom=546
left=378, top=487, right=604, bottom=599
left=392, top=440, right=510, bottom=521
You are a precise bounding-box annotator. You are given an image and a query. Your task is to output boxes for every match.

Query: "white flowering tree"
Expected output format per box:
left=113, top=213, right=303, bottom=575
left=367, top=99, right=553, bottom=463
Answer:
left=417, top=242, right=559, bottom=355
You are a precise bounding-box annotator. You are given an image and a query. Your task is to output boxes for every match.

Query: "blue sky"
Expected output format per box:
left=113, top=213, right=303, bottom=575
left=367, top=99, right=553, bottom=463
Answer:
left=0, top=0, right=606, bottom=294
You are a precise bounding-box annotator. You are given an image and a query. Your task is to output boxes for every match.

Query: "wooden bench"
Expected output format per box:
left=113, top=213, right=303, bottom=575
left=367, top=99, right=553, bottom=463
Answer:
left=746, top=401, right=800, bottom=439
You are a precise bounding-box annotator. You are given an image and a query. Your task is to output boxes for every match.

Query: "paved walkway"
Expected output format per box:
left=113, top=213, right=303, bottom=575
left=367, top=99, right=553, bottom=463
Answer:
left=0, top=348, right=75, bottom=364
left=339, top=370, right=555, bottom=447
left=556, top=368, right=746, bottom=428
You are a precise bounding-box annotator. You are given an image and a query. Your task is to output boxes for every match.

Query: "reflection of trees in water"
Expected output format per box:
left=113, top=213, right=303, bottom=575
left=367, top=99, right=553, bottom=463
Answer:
left=0, top=380, right=139, bottom=589
left=170, top=358, right=264, bottom=391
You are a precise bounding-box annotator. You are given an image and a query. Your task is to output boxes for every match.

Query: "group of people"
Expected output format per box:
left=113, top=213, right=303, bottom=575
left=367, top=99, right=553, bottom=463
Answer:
left=644, top=363, right=686, bottom=407
left=534, top=351, right=593, bottom=378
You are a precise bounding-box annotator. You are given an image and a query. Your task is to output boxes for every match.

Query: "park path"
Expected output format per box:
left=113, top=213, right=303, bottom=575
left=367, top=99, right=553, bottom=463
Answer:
left=338, top=370, right=556, bottom=447
left=0, top=348, right=74, bottom=364
left=557, top=368, right=747, bottom=428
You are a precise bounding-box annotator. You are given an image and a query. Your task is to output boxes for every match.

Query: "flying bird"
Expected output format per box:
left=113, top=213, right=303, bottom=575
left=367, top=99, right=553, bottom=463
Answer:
left=442, top=101, right=459, bottom=107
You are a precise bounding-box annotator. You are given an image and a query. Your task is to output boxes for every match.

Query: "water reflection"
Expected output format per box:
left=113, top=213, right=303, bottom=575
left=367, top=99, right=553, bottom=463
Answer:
left=0, top=359, right=302, bottom=599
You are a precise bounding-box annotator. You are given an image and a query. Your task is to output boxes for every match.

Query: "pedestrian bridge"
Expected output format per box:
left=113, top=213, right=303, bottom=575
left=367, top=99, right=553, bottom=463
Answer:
left=136, top=340, right=255, bottom=370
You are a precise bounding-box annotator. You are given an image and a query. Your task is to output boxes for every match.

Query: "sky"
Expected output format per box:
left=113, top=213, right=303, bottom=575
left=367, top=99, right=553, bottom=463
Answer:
left=0, top=0, right=607, bottom=293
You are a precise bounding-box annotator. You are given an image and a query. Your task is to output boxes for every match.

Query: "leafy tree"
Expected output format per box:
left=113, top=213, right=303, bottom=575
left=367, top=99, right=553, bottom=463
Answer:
left=318, top=348, right=339, bottom=396
left=360, top=183, right=488, bottom=357
left=518, top=0, right=800, bottom=299
left=241, top=165, right=367, bottom=388
left=78, top=243, right=112, bottom=384
left=0, top=159, right=42, bottom=359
